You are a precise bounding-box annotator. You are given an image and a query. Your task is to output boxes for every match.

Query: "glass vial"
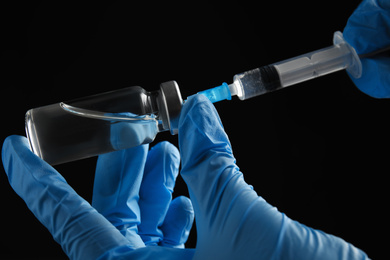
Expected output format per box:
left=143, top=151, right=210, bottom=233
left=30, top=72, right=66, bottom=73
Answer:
left=25, top=81, right=182, bottom=165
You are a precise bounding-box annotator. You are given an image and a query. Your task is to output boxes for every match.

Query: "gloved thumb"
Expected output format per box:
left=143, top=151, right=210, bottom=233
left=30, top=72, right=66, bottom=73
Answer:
left=178, top=95, right=283, bottom=259
left=178, top=94, right=238, bottom=211
left=1, top=135, right=131, bottom=260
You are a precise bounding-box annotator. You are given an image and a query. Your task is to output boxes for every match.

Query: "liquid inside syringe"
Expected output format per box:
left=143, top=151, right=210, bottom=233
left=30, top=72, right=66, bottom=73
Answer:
left=198, top=31, right=364, bottom=103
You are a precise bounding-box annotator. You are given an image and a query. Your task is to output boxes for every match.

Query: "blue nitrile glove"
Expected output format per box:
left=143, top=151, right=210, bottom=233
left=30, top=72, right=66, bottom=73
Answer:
left=1, top=135, right=195, bottom=260
left=92, top=141, right=194, bottom=248
left=178, top=94, right=370, bottom=259
left=343, top=0, right=390, bottom=98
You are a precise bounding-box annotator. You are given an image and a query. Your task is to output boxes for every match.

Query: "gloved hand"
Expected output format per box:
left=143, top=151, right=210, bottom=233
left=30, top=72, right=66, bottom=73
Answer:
left=1, top=136, right=195, bottom=259
left=343, top=0, right=390, bottom=98
left=2, top=94, right=372, bottom=260
left=178, top=94, right=370, bottom=259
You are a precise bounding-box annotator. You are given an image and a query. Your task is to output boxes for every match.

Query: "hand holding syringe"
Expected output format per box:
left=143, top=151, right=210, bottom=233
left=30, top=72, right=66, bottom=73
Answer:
left=198, top=31, right=390, bottom=103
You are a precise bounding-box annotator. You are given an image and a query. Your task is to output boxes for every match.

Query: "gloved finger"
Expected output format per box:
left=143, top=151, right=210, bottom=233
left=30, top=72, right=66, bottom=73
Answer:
left=343, top=0, right=390, bottom=55
left=1, top=135, right=131, bottom=260
left=178, top=95, right=286, bottom=258
left=178, top=94, right=237, bottom=212
left=92, top=144, right=149, bottom=248
left=343, top=0, right=390, bottom=98
left=348, top=57, right=390, bottom=98
left=160, top=196, right=194, bottom=248
left=138, top=141, right=181, bottom=245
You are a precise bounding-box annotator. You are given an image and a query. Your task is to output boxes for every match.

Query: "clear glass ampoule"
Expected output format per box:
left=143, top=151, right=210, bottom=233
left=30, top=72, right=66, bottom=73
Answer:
left=25, top=81, right=182, bottom=165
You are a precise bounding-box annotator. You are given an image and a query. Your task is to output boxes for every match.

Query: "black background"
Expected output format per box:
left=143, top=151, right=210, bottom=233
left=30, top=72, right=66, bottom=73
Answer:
left=1, top=1, right=387, bottom=259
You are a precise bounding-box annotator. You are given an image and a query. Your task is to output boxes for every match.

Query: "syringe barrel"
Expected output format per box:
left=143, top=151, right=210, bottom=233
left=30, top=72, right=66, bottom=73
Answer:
left=273, top=43, right=353, bottom=87
left=233, top=44, right=353, bottom=100
left=231, top=32, right=361, bottom=101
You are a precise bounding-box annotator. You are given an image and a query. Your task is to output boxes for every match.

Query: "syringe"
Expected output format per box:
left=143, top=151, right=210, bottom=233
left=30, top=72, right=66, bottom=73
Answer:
left=198, top=31, right=388, bottom=103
